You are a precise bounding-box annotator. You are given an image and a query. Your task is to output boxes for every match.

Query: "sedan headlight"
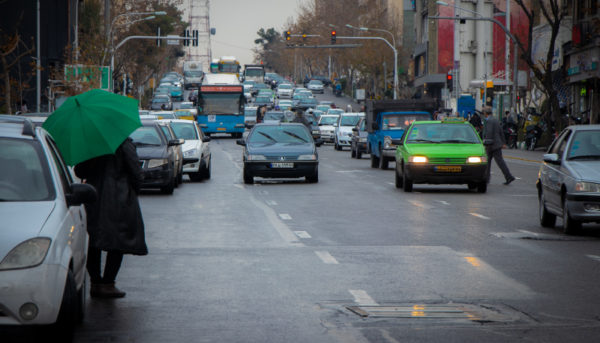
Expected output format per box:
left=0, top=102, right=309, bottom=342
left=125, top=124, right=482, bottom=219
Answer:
left=247, top=154, right=266, bottom=161
left=0, top=238, right=51, bottom=270
left=147, top=159, right=168, bottom=168
left=467, top=156, right=487, bottom=163
left=298, top=154, right=317, bottom=160
left=409, top=156, right=428, bottom=163
left=358, top=137, right=367, bottom=143
left=575, top=181, right=600, bottom=193
left=384, top=136, right=393, bottom=149
left=312, top=130, right=320, bottom=135
left=184, top=149, right=199, bottom=158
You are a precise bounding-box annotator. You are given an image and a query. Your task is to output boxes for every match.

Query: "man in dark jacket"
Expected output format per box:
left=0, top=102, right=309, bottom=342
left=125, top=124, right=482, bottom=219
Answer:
left=74, top=137, right=148, bottom=298
left=482, top=107, right=515, bottom=185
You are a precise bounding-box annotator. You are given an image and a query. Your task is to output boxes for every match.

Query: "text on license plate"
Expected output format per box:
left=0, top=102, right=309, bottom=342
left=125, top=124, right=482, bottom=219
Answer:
left=435, top=165, right=462, bottom=172
left=217, top=127, right=227, bottom=131
left=271, top=162, right=294, bottom=168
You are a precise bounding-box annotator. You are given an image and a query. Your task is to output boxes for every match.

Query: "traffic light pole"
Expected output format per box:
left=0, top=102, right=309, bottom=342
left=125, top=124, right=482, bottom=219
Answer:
left=110, top=35, right=195, bottom=92
left=337, top=36, right=398, bottom=99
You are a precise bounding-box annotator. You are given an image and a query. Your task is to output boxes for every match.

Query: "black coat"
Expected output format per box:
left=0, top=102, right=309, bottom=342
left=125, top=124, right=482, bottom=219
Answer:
left=74, top=138, right=148, bottom=255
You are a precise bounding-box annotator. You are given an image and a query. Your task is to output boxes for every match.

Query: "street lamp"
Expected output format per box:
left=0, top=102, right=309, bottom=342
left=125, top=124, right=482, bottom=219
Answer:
left=344, top=24, right=398, bottom=99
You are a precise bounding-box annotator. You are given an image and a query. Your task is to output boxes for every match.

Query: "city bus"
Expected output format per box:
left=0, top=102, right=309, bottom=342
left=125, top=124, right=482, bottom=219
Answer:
left=196, top=73, right=245, bottom=137
left=217, top=56, right=241, bottom=76
left=209, top=59, right=219, bottom=74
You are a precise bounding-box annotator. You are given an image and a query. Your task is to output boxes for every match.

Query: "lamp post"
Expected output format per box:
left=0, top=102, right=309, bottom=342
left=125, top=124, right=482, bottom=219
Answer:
left=343, top=24, right=398, bottom=99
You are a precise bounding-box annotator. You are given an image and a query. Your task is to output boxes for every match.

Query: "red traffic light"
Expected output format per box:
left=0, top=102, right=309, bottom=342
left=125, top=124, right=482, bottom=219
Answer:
left=331, top=30, right=336, bottom=36
left=447, top=73, right=452, bottom=80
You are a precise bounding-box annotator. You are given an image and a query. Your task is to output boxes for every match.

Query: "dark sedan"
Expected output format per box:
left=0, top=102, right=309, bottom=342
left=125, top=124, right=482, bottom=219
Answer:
left=130, top=121, right=183, bottom=194
left=237, top=123, right=323, bottom=184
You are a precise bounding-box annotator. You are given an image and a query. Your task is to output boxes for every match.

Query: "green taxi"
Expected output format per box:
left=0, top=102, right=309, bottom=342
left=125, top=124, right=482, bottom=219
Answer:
left=395, top=118, right=489, bottom=192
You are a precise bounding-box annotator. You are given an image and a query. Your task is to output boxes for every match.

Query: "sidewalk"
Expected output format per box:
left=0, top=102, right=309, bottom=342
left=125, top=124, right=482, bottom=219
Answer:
left=503, top=146, right=546, bottom=163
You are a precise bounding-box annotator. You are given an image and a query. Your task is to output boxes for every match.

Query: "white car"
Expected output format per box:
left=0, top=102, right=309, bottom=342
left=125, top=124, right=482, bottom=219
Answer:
left=307, top=80, right=324, bottom=94
left=276, top=83, right=294, bottom=99
left=159, top=119, right=211, bottom=182
left=0, top=116, right=96, bottom=334
left=318, top=114, right=340, bottom=143
left=334, top=112, right=365, bottom=150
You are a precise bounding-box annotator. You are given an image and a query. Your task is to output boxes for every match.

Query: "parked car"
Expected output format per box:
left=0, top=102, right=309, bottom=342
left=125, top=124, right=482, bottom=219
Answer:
left=0, top=115, right=96, bottom=336
left=537, top=125, right=600, bottom=234
left=130, top=120, right=183, bottom=194
left=318, top=114, right=340, bottom=143
left=156, top=121, right=184, bottom=186
left=306, top=79, right=324, bottom=94
left=350, top=117, right=369, bottom=159
left=334, top=112, right=364, bottom=150
left=159, top=119, right=211, bottom=182
left=237, top=123, right=322, bottom=184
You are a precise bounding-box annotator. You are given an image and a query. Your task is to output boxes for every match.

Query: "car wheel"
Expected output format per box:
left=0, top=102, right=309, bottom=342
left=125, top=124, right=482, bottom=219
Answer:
left=203, top=155, right=211, bottom=180
left=243, top=167, right=253, bottom=184
left=356, top=150, right=362, bottom=159
left=161, top=176, right=175, bottom=194
left=395, top=165, right=402, bottom=189
left=189, top=172, right=203, bottom=182
left=539, top=190, right=556, bottom=228
left=335, top=140, right=341, bottom=151
left=351, top=145, right=356, bottom=158
left=176, top=169, right=183, bottom=185
left=476, top=182, right=487, bottom=193
left=562, top=197, right=581, bottom=234
left=467, top=183, right=477, bottom=191
left=306, top=169, right=319, bottom=183
left=379, top=149, right=388, bottom=169
left=76, top=273, right=86, bottom=324
left=402, top=168, right=413, bottom=192
left=370, top=150, right=380, bottom=168
left=51, top=269, right=78, bottom=339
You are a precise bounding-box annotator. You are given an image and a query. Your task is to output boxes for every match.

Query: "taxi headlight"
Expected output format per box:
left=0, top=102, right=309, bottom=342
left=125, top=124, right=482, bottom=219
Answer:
left=384, top=136, right=393, bottom=149
left=409, top=156, right=428, bottom=163
left=147, top=159, right=168, bottom=168
left=247, top=154, right=266, bottom=161
left=467, top=156, right=483, bottom=163
left=575, top=181, right=600, bottom=193
left=298, top=154, right=317, bottom=160
left=0, top=238, right=51, bottom=270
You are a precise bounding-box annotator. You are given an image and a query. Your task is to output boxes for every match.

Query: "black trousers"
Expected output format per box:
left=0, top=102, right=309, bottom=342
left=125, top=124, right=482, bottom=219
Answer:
left=486, top=146, right=513, bottom=182
left=87, top=246, right=123, bottom=284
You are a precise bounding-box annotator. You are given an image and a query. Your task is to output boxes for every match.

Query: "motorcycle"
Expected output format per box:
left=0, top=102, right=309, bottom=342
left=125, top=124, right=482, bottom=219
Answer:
left=334, top=87, right=342, bottom=97
left=503, top=122, right=518, bottom=149
left=525, top=122, right=544, bottom=151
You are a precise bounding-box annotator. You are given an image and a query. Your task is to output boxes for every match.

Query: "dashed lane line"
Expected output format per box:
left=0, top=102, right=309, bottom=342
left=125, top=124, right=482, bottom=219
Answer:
left=279, top=213, right=292, bottom=220
left=349, top=290, right=379, bottom=306
left=294, top=231, right=312, bottom=239
left=315, top=251, right=339, bottom=264
left=470, top=213, right=491, bottom=220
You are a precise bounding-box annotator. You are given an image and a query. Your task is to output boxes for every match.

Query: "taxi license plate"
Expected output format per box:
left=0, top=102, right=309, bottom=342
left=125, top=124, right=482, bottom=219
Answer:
left=271, top=163, right=294, bottom=168
left=217, top=127, right=227, bottom=131
left=435, top=165, right=462, bottom=173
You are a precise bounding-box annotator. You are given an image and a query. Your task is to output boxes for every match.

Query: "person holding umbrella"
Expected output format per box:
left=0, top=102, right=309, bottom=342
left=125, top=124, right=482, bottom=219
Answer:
left=43, top=89, right=148, bottom=298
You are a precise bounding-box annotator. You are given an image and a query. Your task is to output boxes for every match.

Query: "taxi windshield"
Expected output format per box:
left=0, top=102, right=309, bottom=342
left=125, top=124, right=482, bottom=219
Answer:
left=406, top=123, right=480, bottom=144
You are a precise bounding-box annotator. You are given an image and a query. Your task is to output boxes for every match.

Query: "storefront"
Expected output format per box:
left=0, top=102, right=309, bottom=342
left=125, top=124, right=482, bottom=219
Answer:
left=567, top=47, right=600, bottom=124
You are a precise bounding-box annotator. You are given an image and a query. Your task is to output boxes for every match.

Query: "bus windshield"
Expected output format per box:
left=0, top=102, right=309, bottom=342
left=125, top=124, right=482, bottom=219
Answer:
left=201, top=93, right=241, bottom=115
left=220, top=64, right=239, bottom=73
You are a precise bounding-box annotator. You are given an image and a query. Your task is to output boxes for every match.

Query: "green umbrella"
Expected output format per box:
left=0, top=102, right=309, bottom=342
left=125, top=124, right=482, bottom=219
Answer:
left=43, top=89, right=141, bottom=166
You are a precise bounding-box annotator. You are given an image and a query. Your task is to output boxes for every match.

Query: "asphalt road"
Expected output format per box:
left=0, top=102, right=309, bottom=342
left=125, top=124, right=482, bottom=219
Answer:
left=15, top=89, right=600, bottom=342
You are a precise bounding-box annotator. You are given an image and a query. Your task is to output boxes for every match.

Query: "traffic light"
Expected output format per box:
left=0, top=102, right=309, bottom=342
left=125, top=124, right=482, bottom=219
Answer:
left=183, top=30, right=190, bottom=46
left=331, top=30, right=336, bottom=44
left=284, top=30, right=291, bottom=41
left=192, top=30, right=198, bottom=47
left=446, top=70, right=453, bottom=92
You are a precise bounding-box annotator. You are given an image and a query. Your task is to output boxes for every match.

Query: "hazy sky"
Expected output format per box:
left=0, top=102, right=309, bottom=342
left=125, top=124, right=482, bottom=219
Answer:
left=209, top=0, right=309, bottom=66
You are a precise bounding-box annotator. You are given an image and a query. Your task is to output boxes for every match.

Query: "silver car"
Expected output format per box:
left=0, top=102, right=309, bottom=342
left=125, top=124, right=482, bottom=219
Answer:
left=537, top=125, right=600, bottom=234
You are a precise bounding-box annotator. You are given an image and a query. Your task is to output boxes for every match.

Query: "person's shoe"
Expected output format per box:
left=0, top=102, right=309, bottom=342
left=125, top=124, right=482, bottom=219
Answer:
left=90, top=283, right=126, bottom=298
left=504, top=176, right=516, bottom=185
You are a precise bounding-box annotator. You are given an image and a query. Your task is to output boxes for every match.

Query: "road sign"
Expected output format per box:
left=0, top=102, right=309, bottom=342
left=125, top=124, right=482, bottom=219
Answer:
left=167, top=35, right=180, bottom=45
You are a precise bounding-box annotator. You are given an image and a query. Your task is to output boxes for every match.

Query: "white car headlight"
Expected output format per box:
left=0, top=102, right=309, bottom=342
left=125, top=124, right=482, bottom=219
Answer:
left=575, top=181, right=600, bottom=193
left=184, top=149, right=199, bottom=158
left=384, top=136, right=393, bottom=149
left=467, top=156, right=486, bottom=163
left=247, top=154, right=266, bottom=161
left=409, top=156, right=428, bottom=163
left=0, top=237, right=51, bottom=270
left=298, top=154, right=317, bottom=160
left=147, top=159, right=168, bottom=168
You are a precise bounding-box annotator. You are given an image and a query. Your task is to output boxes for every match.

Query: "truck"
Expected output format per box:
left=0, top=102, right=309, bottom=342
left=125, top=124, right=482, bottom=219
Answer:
left=183, top=61, right=204, bottom=89
left=243, top=64, right=265, bottom=84
left=366, top=99, right=439, bottom=169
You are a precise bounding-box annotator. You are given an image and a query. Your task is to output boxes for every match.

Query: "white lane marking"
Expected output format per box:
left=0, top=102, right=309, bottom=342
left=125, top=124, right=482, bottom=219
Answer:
left=247, top=196, right=301, bottom=246
left=233, top=184, right=244, bottom=189
left=336, top=170, right=365, bottom=173
left=279, top=213, right=292, bottom=220
left=387, top=182, right=395, bottom=186
left=408, top=200, right=433, bottom=209
left=349, top=290, right=379, bottom=306
left=315, top=251, right=339, bottom=264
left=518, top=230, right=540, bottom=237
left=587, top=255, right=600, bottom=262
left=511, top=194, right=536, bottom=197
left=294, top=231, right=312, bottom=239
left=437, top=200, right=450, bottom=206
left=266, top=200, right=278, bottom=206
left=470, top=213, right=491, bottom=220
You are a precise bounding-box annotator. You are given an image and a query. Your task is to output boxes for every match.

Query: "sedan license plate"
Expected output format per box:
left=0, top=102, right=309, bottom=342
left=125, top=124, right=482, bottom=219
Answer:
left=435, top=165, right=462, bottom=173
left=271, top=162, right=294, bottom=168
left=217, top=127, right=226, bottom=131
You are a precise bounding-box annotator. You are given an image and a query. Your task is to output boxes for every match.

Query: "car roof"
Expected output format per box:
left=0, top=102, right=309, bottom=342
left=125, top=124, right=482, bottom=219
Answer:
left=0, top=115, right=38, bottom=139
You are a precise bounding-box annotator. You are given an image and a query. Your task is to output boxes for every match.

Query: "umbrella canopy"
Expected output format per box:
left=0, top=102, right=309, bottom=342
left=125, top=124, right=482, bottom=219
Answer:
left=43, top=89, right=141, bottom=166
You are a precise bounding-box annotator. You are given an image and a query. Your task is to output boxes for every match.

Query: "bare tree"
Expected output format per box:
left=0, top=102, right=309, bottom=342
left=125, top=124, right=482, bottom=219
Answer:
left=0, top=29, right=34, bottom=114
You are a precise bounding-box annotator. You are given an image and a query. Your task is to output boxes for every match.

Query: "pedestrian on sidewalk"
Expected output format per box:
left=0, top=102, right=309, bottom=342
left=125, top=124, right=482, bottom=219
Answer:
left=482, top=107, right=515, bottom=185
left=74, top=137, right=148, bottom=298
